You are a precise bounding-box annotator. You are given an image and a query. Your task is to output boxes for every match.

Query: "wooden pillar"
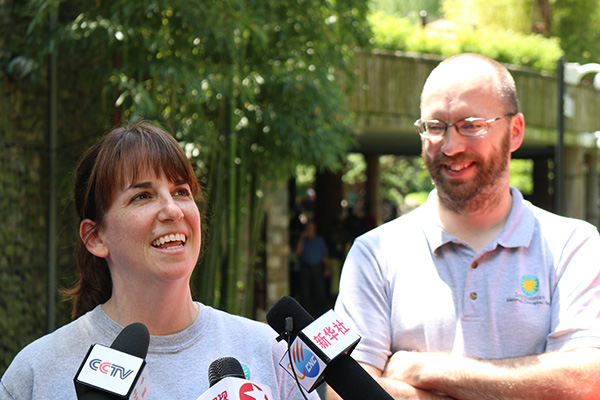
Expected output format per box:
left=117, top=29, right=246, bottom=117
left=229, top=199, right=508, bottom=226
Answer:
left=585, top=150, right=599, bottom=227
left=365, top=155, right=382, bottom=227
left=531, top=157, right=552, bottom=212
left=315, top=169, right=344, bottom=232
left=563, top=147, right=585, bottom=220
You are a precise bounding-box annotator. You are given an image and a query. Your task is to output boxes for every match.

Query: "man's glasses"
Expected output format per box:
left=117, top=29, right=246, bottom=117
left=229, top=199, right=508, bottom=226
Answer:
left=414, top=113, right=516, bottom=139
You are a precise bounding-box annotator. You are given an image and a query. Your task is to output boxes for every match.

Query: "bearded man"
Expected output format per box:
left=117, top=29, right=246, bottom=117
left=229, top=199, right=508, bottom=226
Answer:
left=327, top=53, right=600, bottom=400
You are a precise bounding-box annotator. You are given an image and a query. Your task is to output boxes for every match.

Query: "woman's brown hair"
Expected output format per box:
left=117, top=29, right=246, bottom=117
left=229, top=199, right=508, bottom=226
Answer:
left=65, top=120, right=200, bottom=319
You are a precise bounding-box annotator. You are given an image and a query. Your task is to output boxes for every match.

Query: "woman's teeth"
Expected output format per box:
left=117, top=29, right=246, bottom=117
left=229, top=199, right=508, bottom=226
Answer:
left=152, top=233, right=186, bottom=248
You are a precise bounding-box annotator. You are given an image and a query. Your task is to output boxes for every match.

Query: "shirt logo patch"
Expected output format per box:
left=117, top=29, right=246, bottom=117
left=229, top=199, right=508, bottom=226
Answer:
left=521, top=275, right=540, bottom=296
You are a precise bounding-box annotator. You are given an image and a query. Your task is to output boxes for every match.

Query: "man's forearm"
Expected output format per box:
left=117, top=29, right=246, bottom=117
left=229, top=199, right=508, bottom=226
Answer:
left=384, top=348, right=600, bottom=400
left=325, top=362, right=455, bottom=400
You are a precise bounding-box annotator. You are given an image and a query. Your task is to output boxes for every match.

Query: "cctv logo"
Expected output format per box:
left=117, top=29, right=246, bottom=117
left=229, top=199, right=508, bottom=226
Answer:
left=89, top=358, right=134, bottom=380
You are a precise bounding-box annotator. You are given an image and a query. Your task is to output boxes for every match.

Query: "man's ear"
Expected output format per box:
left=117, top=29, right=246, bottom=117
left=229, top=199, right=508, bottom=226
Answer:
left=80, top=219, right=109, bottom=258
left=509, top=112, right=525, bottom=153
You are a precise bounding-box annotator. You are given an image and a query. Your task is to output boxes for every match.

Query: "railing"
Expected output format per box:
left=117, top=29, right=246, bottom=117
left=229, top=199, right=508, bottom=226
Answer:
left=348, top=50, right=600, bottom=157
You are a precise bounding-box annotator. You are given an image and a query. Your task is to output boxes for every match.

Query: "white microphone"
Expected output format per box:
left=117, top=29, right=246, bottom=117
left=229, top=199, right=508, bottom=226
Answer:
left=196, top=357, right=273, bottom=400
left=267, top=296, right=393, bottom=399
left=74, top=322, right=150, bottom=400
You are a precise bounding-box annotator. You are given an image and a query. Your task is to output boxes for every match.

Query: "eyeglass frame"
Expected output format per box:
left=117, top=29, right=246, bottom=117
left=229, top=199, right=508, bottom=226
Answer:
left=414, top=113, right=517, bottom=139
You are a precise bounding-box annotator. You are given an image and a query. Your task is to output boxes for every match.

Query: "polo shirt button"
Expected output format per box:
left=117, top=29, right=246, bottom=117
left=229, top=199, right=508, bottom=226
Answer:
left=470, top=292, right=478, bottom=300
left=471, top=262, right=478, bottom=269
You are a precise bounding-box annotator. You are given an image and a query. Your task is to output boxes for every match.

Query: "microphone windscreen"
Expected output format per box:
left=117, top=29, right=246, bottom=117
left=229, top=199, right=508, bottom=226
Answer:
left=266, top=296, right=314, bottom=340
left=324, top=354, right=393, bottom=400
left=208, top=357, right=246, bottom=387
left=110, top=322, right=150, bottom=359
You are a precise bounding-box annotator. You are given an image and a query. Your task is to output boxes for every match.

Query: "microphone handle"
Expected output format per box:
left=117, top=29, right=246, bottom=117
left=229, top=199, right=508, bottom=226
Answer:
left=325, top=354, right=394, bottom=400
left=78, top=391, right=114, bottom=400
left=267, top=297, right=393, bottom=399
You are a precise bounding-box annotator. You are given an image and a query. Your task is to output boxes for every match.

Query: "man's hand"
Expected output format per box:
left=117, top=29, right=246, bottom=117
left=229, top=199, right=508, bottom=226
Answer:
left=380, top=348, right=600, bottom=400
left=383, top=351, right=458, bottom=391
left=325, top=361, right=455, bottom=400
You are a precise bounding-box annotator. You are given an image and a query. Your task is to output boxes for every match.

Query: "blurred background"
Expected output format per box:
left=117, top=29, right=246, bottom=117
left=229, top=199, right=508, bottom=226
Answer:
left=2, top=0, right=600, bottom=375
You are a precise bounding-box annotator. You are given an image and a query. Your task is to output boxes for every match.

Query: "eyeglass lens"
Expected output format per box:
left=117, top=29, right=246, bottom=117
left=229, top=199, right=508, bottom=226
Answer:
left=420, top=119, right=488, bottom=137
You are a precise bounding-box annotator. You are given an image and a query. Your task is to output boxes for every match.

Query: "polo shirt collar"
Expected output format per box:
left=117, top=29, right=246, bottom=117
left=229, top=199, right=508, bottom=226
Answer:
left=422, top=186, right=535, bottom=253
left=496, top=186, right=535, bottom=249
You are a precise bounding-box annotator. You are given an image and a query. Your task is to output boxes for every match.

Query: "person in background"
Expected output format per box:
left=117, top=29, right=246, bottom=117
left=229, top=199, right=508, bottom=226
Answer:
left=328, top=53, right=600, bottom=399
left=295, top=221, right=330, bottom=318
left=1, top=120, right=318, bottom=400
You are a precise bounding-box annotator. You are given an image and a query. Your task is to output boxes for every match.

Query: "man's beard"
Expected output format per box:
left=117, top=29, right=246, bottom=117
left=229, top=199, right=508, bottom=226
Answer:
left=423, top=132, right=511, bottom=214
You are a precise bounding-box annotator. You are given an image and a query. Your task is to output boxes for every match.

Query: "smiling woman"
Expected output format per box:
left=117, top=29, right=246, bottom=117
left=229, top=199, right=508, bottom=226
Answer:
left=0, top=120, right=319, bottom=400
left=69, top=121, right=202, bottom=320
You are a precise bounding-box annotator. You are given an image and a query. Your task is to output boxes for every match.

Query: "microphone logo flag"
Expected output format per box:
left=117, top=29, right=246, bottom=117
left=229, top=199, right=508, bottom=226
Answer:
left=301, top=310, right=359, bottom=361
left=290, top=341, right=321, bottom=379
left=196, top=377, right=273, bottom=400
left=239, top=382, right=270, bottom=400
left=88, top=359, right=135, bottom=379
left=75, top=344, right=147, bottom=397
left=278, top=310, right=360, bottom=392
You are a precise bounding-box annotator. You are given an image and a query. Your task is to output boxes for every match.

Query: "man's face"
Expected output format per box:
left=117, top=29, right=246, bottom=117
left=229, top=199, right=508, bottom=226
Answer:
left=305, top=223, right=316, bottom=238
left=422, top=125, right=512, bottom=213
left=419, top=61, right=518, bottom=213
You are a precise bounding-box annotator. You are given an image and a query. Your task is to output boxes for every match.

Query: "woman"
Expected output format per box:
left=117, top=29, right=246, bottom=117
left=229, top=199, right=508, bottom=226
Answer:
left=1, top=121, right=317, bottom=399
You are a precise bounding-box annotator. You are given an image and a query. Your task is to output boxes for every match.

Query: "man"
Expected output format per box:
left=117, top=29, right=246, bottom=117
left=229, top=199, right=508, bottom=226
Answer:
left=327, top=53, right=600, bottom=399
left=295, top=222, right=331, bottom=317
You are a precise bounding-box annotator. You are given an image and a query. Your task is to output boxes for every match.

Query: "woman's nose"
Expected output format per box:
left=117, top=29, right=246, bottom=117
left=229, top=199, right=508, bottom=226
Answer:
left=158, top=196, right=184, bottom=222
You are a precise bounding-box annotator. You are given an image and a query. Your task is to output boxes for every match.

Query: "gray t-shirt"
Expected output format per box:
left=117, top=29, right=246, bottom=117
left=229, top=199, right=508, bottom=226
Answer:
left=1, top=302, right=318, bottom=400
left=335, top=187, right=600, bottom=371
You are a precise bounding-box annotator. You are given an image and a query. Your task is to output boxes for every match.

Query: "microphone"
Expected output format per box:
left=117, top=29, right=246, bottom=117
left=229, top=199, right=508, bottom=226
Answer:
left=208, top=356, right=246, bottom=386
left=266, top=296, right=394, bottom=400
left=196, top=357, right=273, bottom=400
left=74, top=322, right=151, bottom=399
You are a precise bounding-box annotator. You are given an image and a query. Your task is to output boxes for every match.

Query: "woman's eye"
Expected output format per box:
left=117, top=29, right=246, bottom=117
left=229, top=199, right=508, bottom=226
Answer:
left=174, top=188, right=191, bottom=197
left=132, top=192, right=150, bottom=202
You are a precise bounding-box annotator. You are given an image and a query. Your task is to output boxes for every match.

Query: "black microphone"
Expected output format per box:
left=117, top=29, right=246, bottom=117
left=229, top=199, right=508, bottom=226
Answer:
left=74, top=322, right=151, bottom=399
left=195, top=357, right=273, bottom=400
left=110, top=322, right=149, bottom=359
left=208, top=357, right=246, bottom=387
left=267, top=296, right=394, bottom=400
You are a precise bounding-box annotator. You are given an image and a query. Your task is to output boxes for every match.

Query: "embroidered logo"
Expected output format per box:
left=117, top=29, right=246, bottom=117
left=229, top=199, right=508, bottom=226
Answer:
left=521, top=275, right=540, bottom=296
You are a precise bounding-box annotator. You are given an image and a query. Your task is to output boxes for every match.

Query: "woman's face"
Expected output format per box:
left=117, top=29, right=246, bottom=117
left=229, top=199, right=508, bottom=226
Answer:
left=94, top=171, right=201, bottom=286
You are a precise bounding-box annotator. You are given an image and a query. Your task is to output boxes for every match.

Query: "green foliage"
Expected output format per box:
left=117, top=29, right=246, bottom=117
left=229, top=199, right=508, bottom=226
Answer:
left=0, top=267, right=48, bottom=376
left=342, top=154, right=534, bottom=213
left=443, top=0, right=532, bottom=34
left=510, top=159, right=534, bottom=195
left=379, top=155, right=433, bottom=206
left=553, top=0, right=600, bottom=64
left=0, top=140, right=51, bottom=375
left=369, top=11, right=564, bottom=72
left=342, top=153, right=367, bottom=185
left=342, top=153, right=434, bottom=210
left=369, top=0, right=443, bottom=22
left=11, top=0, right=371, bottom=316
left=368, top=0, right=600, bottom=68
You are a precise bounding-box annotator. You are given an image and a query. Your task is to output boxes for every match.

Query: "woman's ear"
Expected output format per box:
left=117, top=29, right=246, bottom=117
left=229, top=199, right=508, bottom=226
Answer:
left=80, top=219, right=109, bottom=258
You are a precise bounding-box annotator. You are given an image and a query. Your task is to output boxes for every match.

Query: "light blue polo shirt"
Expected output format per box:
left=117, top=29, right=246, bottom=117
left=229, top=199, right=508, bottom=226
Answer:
left=335, top=187, right=600, bottom=371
